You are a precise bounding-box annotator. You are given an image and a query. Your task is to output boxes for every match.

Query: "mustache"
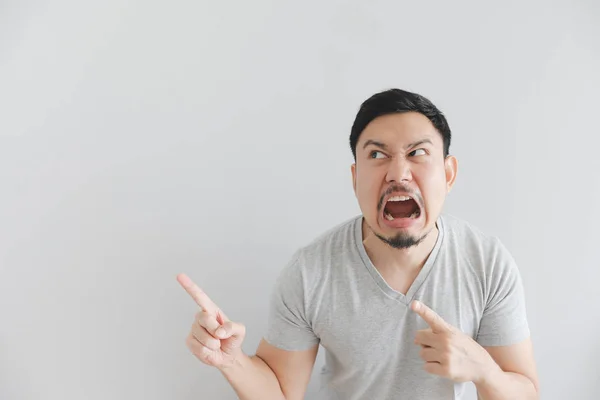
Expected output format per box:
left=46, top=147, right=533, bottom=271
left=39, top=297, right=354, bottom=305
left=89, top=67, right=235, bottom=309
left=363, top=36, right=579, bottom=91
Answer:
left=377, top=183, right=423, bottom=212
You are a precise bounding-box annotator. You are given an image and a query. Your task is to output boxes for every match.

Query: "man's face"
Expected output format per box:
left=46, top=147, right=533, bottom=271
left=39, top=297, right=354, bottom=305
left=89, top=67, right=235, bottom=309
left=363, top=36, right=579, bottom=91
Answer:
left=351, top=112, right=458, bottom=249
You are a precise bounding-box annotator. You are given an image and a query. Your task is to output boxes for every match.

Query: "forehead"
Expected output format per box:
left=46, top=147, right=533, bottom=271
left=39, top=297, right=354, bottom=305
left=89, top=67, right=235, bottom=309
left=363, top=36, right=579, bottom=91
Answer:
left=357, top=112, right=442, bottom=149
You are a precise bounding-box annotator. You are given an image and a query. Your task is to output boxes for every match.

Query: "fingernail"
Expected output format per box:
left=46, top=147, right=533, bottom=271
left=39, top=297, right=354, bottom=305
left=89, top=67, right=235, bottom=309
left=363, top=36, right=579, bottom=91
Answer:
left=215, top=328, right=226, bottom=338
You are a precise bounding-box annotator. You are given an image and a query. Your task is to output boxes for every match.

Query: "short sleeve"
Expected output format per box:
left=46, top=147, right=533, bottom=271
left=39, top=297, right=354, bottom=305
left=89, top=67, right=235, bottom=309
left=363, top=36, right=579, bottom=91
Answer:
left=263, top=251, right=320, bottom=351
left=476, top=238, right=531, bottom=347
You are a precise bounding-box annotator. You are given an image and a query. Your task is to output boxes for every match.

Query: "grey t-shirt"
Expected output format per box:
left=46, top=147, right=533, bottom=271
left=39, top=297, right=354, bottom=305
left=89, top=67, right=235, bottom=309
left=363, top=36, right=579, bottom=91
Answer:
left=264, top=214, right=530, bottom=399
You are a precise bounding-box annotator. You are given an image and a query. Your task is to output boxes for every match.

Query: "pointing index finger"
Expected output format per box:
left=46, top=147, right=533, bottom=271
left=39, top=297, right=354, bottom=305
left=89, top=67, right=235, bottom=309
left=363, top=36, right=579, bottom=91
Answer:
left=411, top=300, right=451, bottom=333
left=176, top=273, right=218, bottom=315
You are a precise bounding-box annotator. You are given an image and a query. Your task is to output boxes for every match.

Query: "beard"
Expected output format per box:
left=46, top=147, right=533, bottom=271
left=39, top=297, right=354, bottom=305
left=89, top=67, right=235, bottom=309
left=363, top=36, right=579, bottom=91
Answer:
left=374, top=230, right=429, bottom=249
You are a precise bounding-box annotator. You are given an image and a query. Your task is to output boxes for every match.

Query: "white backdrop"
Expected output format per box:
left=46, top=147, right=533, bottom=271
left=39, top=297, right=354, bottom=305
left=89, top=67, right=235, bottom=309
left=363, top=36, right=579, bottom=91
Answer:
left=1, top=1, right=599, bottom=399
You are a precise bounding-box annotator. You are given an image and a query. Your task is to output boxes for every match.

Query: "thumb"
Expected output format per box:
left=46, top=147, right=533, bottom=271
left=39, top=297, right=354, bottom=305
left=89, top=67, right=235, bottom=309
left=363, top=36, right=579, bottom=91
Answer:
left=216, top=321, right=246, bottom=351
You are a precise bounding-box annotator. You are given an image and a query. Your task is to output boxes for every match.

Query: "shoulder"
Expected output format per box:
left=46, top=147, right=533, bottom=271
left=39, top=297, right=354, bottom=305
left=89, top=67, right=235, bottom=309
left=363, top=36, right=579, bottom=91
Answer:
left=440, top=214, right=525, bottom=315
left=440, top=213, right=518, bottom=278
left=297, top=216, right=359, bottom=260
left=441, top=213, right=497, bottom=247
left=276, top=215, right=360, bottom=283
left=441, top=213, right=511, bottom=257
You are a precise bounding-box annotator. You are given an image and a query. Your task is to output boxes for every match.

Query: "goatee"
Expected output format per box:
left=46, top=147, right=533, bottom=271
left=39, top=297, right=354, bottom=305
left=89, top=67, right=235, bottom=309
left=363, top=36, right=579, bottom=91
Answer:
left=375, top=231, right=429, bottom=249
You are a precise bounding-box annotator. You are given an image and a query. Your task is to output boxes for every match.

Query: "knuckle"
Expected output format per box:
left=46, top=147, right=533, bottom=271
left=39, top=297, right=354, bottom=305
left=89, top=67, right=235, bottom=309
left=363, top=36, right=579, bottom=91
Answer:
left=200, top=344, right=211, bottom=356
left=220, top=321, right=231, bottom=330
left=198, top=313, right=220, bottom=332
left=204, top=350, right=216, bottom=365
left=207, top=338, right=221, bottom=350
left=195, top=332, right=219, bottom=350
left=191, top=320, right=203, bottom=335
left=441, top=335, right=452, bottom=347
left=196, top=343, right=213, bottom=360
left=193, top=320, right=212, bottom=336
left=191, top=326, right=207, bottom=341
left=441, top=353, right=451, bottom=364
left=197, top=311, right=211, bottom=325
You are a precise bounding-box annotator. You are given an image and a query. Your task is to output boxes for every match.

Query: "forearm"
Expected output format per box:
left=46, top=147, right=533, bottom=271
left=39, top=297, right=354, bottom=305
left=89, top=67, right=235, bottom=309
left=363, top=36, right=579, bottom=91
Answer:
left=475, top=367, right=538, bottom=400
left=220, top=354, right=286, bottom=400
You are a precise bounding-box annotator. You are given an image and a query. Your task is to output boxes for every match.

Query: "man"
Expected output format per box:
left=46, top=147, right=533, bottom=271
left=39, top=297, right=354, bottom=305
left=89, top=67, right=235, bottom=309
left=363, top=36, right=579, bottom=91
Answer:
left=177, top=89, right=539, bottom=399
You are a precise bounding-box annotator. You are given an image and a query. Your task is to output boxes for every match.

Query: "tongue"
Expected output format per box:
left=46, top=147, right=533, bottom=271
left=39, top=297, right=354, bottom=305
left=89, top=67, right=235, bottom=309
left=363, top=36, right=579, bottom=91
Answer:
left=385, top=200, right=418, bottom=219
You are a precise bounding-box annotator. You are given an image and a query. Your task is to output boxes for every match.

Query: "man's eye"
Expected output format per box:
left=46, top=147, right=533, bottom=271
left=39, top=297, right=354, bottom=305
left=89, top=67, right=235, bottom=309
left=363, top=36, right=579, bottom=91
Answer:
left=410, top=149, right=426, bottom=157
left=370, top=151, right=386, bottom=159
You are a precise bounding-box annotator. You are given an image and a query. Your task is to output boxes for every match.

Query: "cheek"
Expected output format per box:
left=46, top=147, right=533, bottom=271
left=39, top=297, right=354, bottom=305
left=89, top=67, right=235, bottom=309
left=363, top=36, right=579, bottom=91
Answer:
left=357, top=182, right=377, bottom=206
left=356, top=170, right=383, bottom=205
left=426, top=184, right=449, bottom=211
left=415, top=167, right=448, bottom=204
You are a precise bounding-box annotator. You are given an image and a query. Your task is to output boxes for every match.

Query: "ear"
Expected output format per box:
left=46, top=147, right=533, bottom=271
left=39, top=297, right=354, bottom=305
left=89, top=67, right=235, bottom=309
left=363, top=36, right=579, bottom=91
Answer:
left=444, top=155, right=458, bottom=192
left=351, top=163, right=357, bottom=194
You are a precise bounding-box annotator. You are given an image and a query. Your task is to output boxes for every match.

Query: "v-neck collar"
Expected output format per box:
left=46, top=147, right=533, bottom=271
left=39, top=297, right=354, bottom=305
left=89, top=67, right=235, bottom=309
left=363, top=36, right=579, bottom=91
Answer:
left=354, top=215, right=445, bottom=305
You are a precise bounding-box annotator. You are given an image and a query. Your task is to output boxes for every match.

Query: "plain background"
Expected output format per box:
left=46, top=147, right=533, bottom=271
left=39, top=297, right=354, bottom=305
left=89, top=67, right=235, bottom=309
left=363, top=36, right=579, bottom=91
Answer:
left=1, top=1, right=599, bottom=399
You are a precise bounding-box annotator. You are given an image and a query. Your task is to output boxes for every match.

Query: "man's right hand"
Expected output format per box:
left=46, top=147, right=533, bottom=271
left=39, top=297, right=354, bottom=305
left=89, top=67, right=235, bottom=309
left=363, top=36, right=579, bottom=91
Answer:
left=177, top=273, right=247, bottom=370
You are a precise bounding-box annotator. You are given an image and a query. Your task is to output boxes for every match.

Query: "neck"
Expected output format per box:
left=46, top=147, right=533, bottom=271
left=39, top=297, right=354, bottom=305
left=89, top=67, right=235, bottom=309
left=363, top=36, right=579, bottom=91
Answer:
left=361, top=218, right=439, bottom=273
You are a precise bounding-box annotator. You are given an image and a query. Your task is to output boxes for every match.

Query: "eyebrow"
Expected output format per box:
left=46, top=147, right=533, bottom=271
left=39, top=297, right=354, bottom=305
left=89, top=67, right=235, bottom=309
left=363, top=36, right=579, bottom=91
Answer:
left=362, top=139, right=388, bottom=150
left=405, top=139, right=433, bottom=149
left=362, top=138, right=433, bottom=151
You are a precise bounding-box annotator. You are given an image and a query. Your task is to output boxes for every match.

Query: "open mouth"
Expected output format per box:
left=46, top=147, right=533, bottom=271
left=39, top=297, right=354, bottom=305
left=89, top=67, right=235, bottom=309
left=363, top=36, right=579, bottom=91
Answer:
left=383, top=195, right=421, bottom=221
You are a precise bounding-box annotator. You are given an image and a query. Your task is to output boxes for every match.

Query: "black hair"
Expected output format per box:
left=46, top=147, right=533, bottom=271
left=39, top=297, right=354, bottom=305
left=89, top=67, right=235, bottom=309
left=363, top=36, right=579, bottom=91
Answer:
left=349, top=88, right=452, bottom=159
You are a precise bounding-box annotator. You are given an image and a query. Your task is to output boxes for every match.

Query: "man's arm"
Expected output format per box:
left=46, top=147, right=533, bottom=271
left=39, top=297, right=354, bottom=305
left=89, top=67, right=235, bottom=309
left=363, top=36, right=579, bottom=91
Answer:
left=412, top=300, right=539, bottom=400
left=475, top=338, right=539, bottom=400
left=221, top=339, right=319, bottom=400
left=177, top=274, right=318, bottom=400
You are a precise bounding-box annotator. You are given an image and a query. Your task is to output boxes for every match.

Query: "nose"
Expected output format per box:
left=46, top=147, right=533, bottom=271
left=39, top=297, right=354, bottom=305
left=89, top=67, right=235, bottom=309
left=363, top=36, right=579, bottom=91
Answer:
left=386, top=156, right=412, bottom=183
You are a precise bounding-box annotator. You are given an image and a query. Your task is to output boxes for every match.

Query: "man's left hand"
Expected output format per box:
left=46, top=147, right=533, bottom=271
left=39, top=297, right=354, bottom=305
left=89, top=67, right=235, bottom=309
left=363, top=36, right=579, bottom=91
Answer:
left=411, top=300, right=500, bottom=384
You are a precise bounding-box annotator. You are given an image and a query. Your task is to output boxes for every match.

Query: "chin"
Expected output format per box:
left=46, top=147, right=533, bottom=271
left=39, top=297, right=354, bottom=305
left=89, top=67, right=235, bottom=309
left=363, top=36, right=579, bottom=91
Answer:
left=378, top=215, right=432, bottom=248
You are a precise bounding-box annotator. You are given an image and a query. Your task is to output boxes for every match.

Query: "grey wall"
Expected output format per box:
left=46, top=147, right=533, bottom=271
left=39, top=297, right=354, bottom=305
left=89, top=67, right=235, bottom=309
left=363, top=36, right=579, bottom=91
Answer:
left=1, top=1, right=599, bottom=399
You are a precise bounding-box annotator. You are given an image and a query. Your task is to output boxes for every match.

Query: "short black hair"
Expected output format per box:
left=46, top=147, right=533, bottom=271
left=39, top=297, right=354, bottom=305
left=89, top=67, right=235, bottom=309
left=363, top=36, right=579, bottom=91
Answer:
left=349, top=88, right=452, bottom=160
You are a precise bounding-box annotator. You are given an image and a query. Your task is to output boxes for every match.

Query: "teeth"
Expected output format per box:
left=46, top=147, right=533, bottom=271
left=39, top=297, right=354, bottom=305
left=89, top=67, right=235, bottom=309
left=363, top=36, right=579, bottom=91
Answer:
left=410, top=210, right=419, bottom=218
left=388, top=195, right=411, bottom=202
left=385, top=212, right=394, bottom=221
